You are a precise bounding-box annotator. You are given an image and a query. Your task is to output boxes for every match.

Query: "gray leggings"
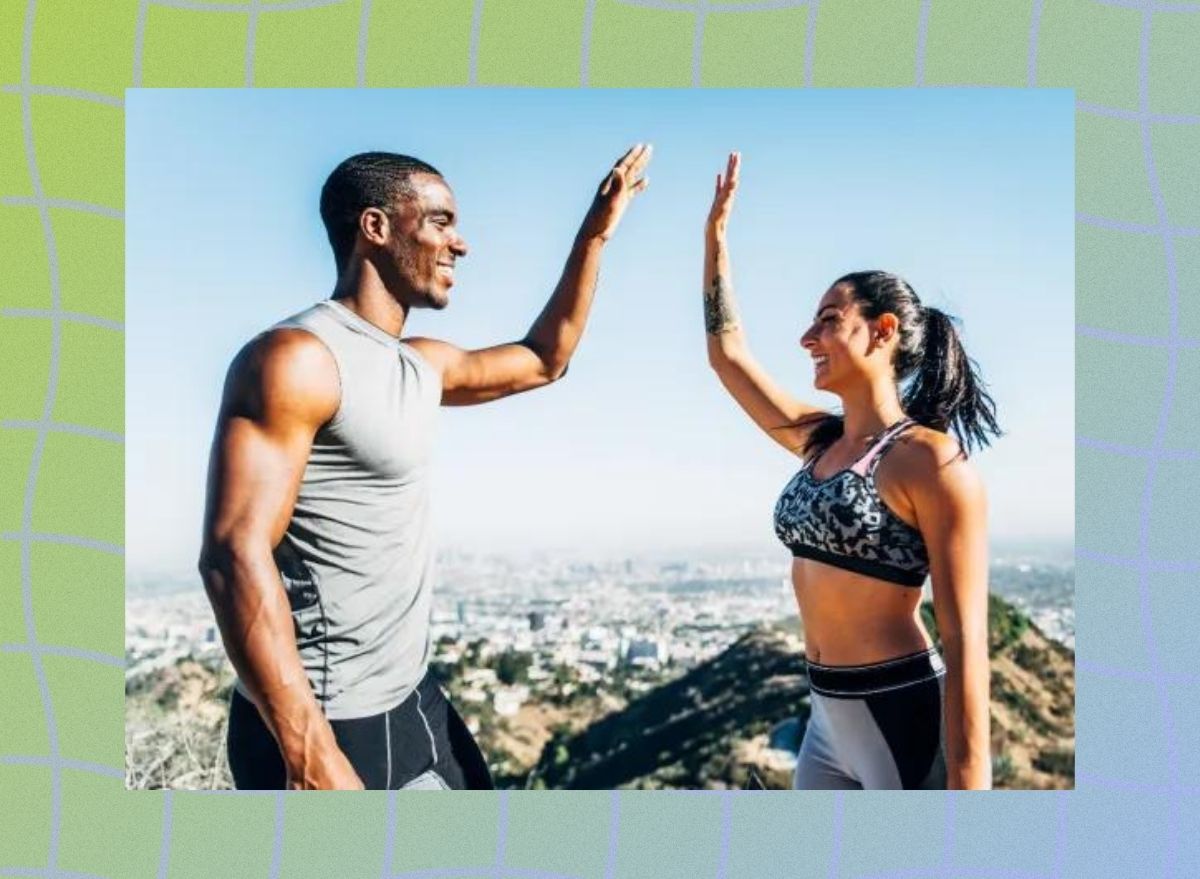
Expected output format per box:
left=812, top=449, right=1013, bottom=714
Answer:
left=794, top=647, right=947, bottom=790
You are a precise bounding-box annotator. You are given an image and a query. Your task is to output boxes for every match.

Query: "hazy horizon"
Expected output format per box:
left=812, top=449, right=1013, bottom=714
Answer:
left=128, top=535, right=1076, bottom=587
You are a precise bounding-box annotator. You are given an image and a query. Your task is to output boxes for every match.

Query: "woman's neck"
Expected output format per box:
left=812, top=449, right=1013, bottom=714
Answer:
left=838, top=378, right=906, bottom=443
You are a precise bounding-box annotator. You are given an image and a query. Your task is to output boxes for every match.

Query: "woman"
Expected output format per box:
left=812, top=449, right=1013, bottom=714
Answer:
left=703, top=153, right=999, bottom=790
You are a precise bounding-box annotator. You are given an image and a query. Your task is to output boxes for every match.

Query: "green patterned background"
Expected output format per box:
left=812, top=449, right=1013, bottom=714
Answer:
left=1, top=0, right=1197, bottom=876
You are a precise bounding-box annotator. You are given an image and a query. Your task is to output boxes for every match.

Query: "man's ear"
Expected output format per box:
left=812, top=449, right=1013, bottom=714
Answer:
left=358, top=207, right=390, bottom=247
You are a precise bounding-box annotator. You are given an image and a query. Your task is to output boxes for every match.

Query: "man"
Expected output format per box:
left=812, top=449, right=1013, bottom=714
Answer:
left=199, top=145, right=652, bottom=789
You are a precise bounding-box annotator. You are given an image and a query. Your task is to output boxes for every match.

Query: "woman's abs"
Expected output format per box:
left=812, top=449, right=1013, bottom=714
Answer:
left=791, top=557, right=932, bottom=665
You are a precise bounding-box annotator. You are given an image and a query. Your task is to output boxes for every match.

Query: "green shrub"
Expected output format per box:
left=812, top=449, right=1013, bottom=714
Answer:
left=992, top=753, right=1016, bottom=785
left=920, top=595, right=1032, bottom=652
left=1033, top=749, right=1074, bottom=776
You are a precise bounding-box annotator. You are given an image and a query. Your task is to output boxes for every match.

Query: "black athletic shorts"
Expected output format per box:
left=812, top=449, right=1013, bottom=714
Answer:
left=227, top=669, right=494, bottom=790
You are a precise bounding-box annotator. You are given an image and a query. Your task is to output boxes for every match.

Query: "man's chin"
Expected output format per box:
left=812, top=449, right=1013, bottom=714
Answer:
left=414, top=289, right=450, bottom=311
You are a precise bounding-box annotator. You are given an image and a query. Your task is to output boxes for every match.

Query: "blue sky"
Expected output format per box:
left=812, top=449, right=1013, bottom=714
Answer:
left=127, top=89, right=1073, bottom=576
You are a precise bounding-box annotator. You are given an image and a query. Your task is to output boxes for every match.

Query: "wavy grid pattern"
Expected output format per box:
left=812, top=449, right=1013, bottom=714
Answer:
left=1, top=0, right=1197, bottom=876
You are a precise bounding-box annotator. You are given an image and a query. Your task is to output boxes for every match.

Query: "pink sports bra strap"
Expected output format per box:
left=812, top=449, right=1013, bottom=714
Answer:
left=850, top=418, right=916, bottom=477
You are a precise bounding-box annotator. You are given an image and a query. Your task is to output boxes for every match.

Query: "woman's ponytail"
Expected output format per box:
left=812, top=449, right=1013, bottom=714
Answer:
left=903, top=306, right=999, bottom=455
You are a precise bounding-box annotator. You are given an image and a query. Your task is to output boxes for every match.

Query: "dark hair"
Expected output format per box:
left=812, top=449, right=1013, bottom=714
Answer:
left=319, top=151, right=442, bottom=272
left=803, top=270, right=1000, bottom=458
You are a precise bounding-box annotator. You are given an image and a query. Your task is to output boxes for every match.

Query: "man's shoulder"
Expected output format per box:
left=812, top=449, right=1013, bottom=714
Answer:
left=239, top=301, right=333, bottom=365
left=244, top=322, right=331, bottom=369
left=226, top=322, right=339, bottom=419
left=272, top=300, right=330, bottom=334
left=399, top=336, right=456, bottom=377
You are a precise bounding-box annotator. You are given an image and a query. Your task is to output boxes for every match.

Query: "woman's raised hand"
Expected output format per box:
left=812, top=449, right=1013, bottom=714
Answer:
left=706, top=151, right=740, bottom=238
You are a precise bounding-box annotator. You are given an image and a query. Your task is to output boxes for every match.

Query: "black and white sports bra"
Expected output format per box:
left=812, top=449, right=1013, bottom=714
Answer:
left=773, top=418, right=930, bottom=588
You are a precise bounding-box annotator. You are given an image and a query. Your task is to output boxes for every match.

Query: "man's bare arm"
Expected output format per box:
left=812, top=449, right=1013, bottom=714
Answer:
left=407, top=235, right=604, bottom=405
left=198, top=330, right=363, bottom=790
left=408, top=144, right=652, bottom=405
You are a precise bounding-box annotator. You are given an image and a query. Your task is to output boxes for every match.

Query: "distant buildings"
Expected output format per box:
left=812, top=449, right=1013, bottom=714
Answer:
left=494, top=684, right=530, bottom=716
left=626, top=637, right=668, bottom=669
left=126, top=552, right=1075, bottom=707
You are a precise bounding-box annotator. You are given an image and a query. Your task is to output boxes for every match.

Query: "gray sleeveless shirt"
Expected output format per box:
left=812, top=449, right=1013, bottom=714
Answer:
left=254, top=299, right=442, bottom=720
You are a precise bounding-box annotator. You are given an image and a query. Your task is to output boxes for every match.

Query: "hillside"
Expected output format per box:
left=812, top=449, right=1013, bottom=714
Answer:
left=125, top=656, right=234, bottom=789
left=530, top=595, right=1074, bottom=790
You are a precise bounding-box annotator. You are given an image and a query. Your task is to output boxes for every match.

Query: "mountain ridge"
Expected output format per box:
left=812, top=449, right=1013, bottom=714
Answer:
left=530, top=595, right=1074, bottom=790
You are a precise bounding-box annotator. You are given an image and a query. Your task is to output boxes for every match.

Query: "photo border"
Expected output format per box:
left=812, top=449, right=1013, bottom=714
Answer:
left=2, top=1, right=1195, bottom=876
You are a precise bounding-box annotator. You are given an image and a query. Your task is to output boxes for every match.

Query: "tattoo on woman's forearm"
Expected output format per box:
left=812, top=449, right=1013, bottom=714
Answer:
left=704, top=272, right=740, bottom=335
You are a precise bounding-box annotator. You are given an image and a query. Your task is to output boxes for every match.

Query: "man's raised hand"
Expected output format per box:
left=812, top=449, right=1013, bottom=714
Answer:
left=581, top=143, right=653, bottom=243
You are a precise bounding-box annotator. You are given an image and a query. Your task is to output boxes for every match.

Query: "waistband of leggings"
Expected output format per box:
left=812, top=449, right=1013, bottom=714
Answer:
left=805, top=646, right=945, bottom=698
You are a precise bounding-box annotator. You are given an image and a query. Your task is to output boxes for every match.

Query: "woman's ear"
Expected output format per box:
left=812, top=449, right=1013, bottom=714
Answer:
left=875, top=311, right=899, bottom=344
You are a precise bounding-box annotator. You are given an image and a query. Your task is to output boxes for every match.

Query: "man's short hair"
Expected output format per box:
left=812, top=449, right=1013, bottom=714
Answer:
left=319, top=152, right=442, bottom=271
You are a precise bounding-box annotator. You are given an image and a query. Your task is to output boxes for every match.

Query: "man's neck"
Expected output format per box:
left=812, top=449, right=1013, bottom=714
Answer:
left=331, top=261, right=408, bottom=338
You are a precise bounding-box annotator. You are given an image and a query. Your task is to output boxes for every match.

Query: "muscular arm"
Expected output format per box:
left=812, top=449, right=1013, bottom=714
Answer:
left=408, top=233, right=607, bottom=405
left=408, top=144, right=652, bottom=406
left=905, top=437, right=992, bottom=790
left=198, top=330, right=362, bottom=790
left=703, top=153, right=826, bottom=453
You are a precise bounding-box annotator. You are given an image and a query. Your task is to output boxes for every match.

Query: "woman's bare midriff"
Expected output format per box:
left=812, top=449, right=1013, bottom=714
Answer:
left=791, top=557, right=933, bottom=666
